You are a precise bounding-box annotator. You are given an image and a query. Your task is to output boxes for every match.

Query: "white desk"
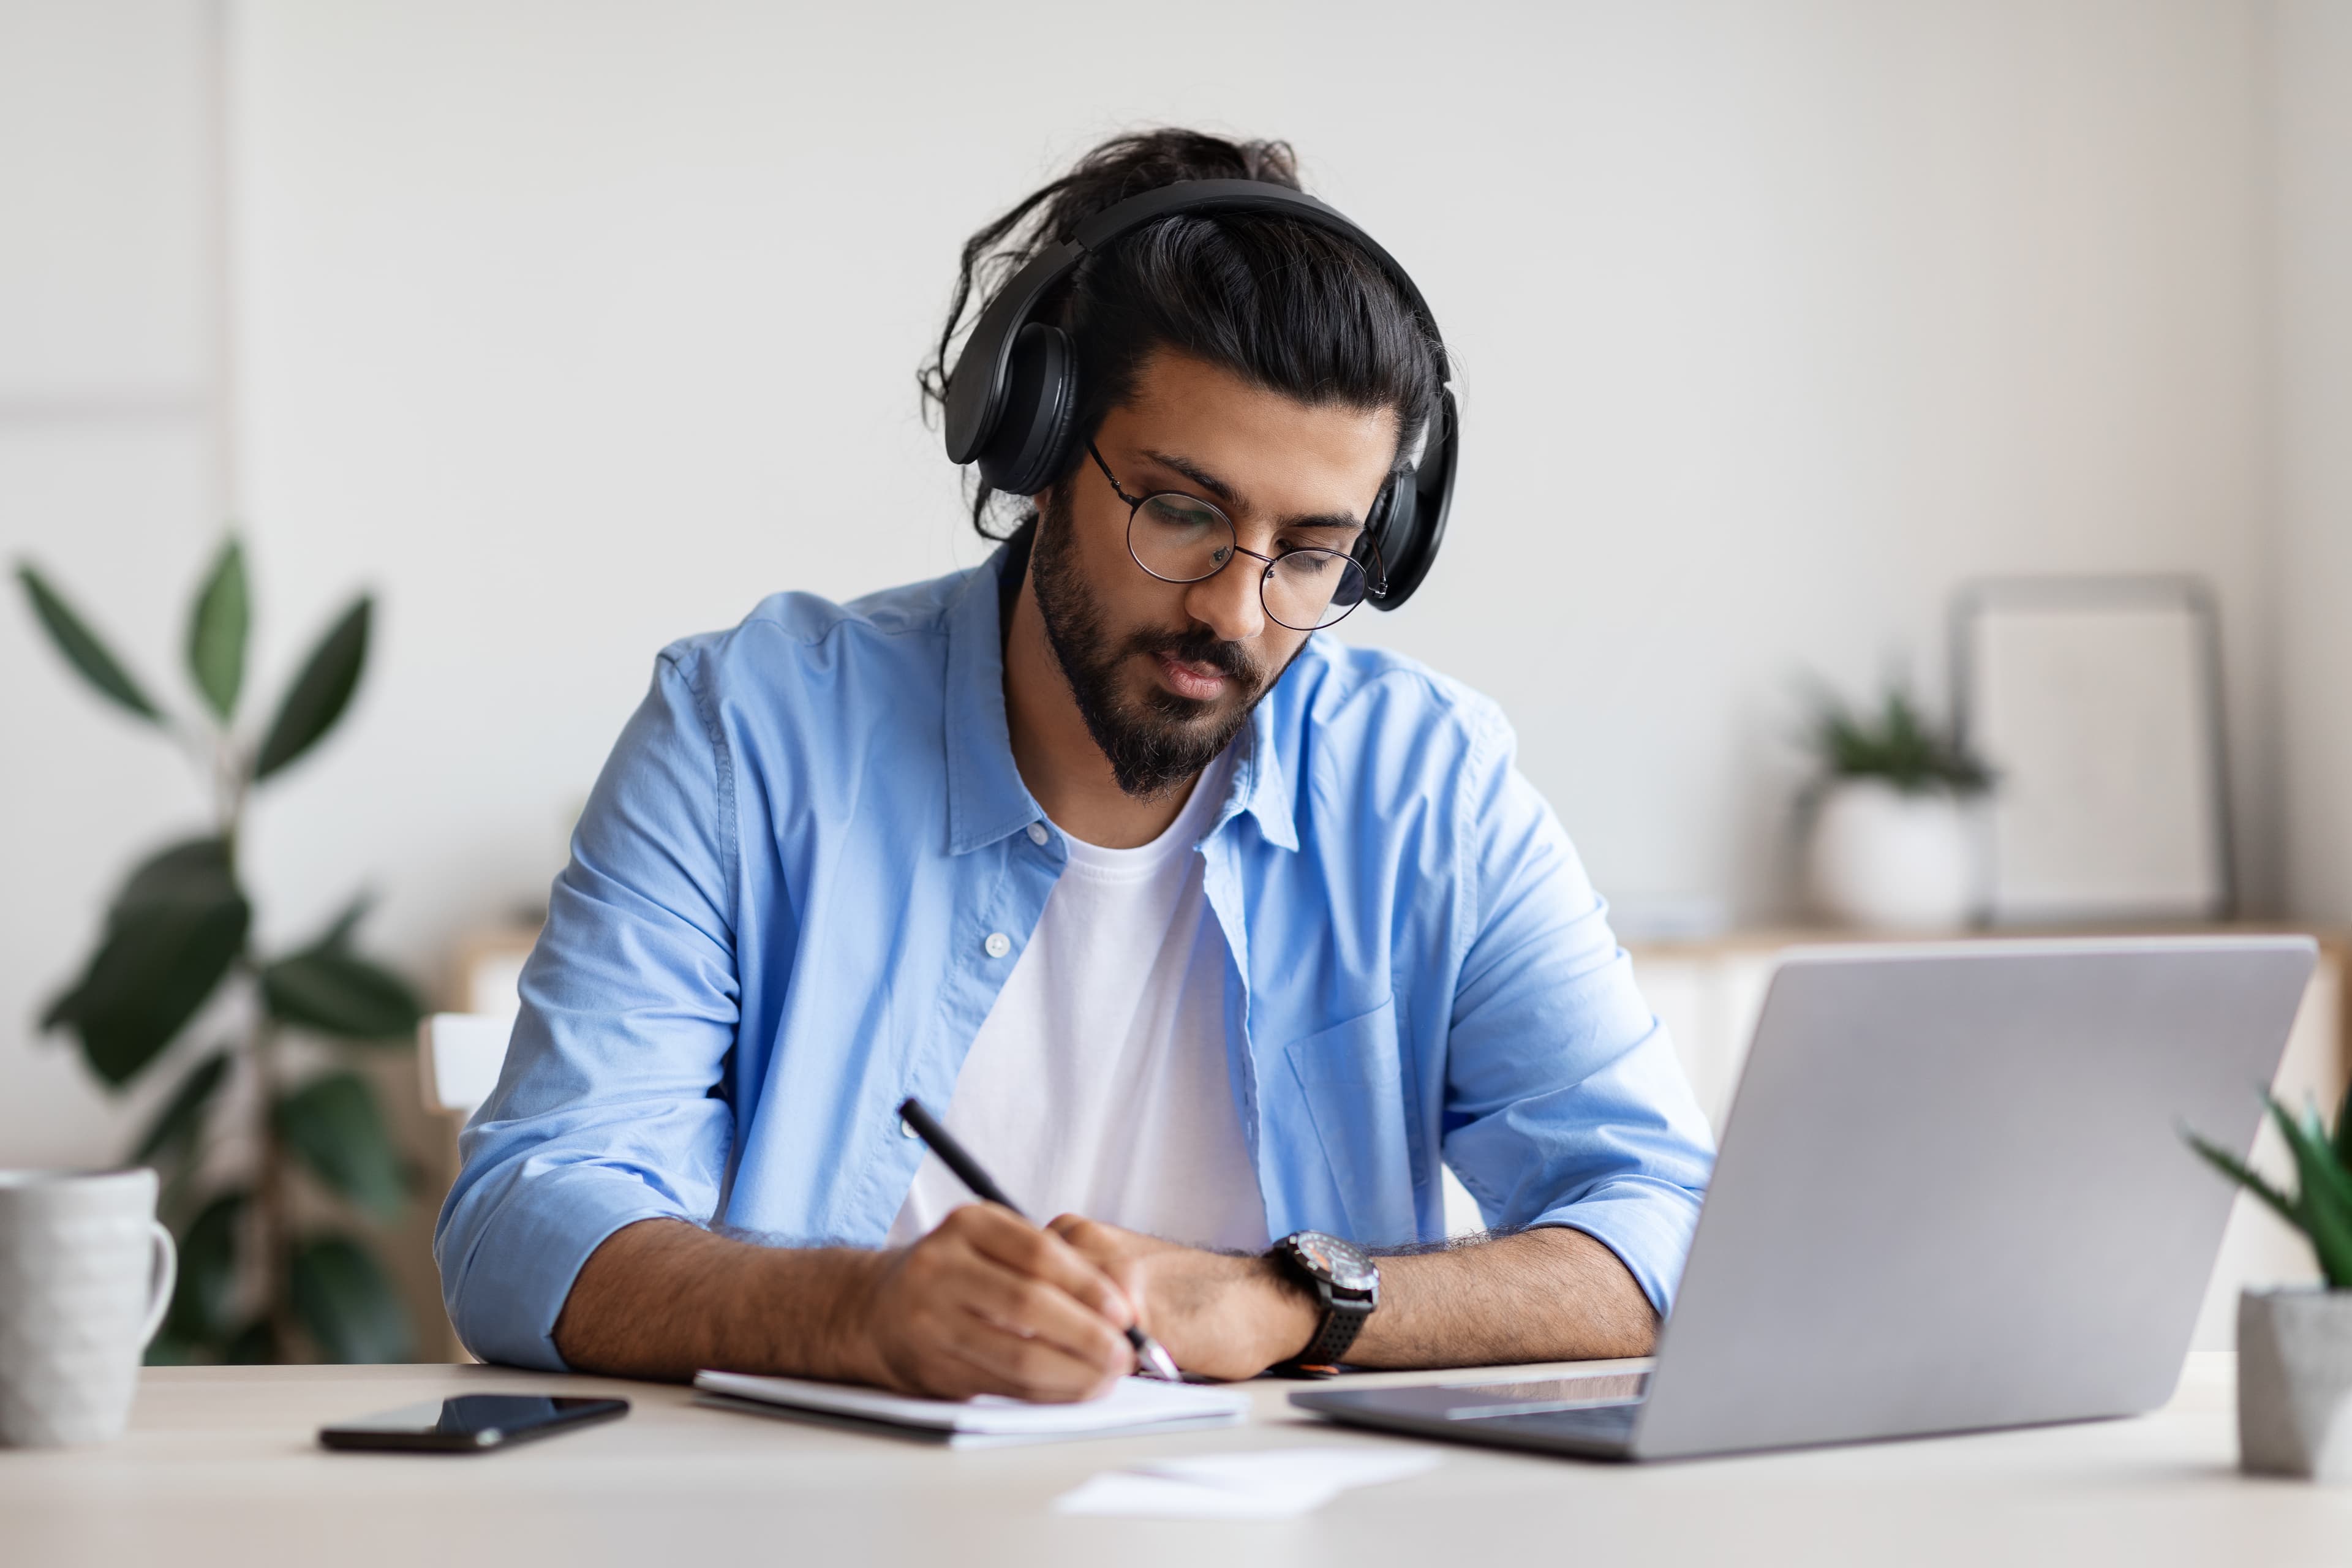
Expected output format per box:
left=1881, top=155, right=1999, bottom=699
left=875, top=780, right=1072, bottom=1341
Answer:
left=5, top=1354, right=2348, bottom=1566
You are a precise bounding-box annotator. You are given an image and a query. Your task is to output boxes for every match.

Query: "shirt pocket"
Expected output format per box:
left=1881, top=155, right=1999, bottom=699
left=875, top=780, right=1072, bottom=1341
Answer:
left=1280, top=995, right=1422, bottom=1246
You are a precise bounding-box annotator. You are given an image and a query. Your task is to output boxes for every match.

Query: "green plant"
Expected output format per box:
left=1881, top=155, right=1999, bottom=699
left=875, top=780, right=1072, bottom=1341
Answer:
left=1806, top=684, right=1992, bottom=796
left=2187, top=1087, right=2352, bottom=1289
left=17, top=540, right=423, bottom=1363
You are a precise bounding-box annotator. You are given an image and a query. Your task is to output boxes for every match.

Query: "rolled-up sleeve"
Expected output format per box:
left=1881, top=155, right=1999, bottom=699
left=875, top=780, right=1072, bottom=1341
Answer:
left=434, top=647, right=742, bottom=1369
left=1439, top=710, right=1714, bottom=1316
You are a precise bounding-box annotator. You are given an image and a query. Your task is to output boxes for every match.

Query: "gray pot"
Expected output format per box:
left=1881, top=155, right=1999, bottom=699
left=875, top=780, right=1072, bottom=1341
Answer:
left=2239, top=1286, right=2352, bottom=1479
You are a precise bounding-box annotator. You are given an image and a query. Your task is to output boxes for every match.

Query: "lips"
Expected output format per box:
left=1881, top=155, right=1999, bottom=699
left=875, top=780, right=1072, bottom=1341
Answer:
left=1152, top=649, right=1231, bottom=701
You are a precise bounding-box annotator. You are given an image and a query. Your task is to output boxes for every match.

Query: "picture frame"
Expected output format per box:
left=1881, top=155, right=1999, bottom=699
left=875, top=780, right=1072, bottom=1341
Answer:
left=1951, top=576, right=2233, bottom=925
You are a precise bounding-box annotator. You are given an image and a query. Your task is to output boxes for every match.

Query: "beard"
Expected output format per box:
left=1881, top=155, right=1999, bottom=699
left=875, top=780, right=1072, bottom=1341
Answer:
left=1027, top=486, right=1278, bottom=801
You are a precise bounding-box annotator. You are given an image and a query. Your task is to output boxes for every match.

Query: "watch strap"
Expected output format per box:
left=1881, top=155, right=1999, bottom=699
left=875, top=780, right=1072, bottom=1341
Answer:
left=1299, top=1289, right=1373, bottom=1366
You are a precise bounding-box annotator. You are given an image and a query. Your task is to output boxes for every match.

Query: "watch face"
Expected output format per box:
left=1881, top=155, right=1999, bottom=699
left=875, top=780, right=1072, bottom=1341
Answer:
left=1290, top=1230, right=1378, bottom=1292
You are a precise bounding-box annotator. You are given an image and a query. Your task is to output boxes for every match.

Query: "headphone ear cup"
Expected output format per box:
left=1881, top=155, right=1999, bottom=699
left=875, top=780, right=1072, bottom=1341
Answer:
left=1362, top=473, right=1413, bottom=598
left=1368, top=388, right=1456, bottom=610
left=976, top=322, right=1079, bottom=497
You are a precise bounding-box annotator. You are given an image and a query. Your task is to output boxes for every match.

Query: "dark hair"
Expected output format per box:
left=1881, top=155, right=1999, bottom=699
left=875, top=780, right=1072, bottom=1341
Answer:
left=919, top=129, right=1446, bottom=540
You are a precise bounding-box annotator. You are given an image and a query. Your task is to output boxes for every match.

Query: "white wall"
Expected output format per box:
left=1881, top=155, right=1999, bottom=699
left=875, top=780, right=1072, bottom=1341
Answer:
left=0, top=0, right=2302, bottom=1164
left=0, top=0, right=227, bottom=1166
left=225, top=0, right=2280, bottom=941
left=2275, top=0, right=2352, bottom=923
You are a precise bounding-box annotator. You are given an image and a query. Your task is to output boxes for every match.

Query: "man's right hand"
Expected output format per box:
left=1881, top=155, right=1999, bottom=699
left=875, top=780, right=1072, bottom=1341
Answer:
left=845, top=1203, right=1140, bottom=1403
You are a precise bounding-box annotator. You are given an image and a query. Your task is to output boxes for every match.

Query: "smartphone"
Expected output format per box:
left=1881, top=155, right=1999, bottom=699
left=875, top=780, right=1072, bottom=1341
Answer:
left=319, top=1394, right=629, bottom=1453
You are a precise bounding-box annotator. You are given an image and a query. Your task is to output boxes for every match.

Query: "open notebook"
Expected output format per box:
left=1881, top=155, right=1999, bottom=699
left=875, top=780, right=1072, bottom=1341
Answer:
left=693, top=1370, right=1249, bottom=1447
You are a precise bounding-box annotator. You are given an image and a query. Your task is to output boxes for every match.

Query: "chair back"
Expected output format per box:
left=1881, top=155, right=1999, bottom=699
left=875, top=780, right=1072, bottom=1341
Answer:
left=418, top=1012, right=514, bottom=1118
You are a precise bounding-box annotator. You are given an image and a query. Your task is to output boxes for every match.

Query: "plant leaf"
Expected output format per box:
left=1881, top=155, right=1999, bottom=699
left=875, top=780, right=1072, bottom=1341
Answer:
left=2277, top=1094, right=2352, bottom=1225
left=2337, top=1080, right=2352, bottom=1174
left=304, top=892, right=374, bottom=954
left=2267, top=1094, right=2352, bottom=1289
left=262, top=949, right=421, bottom=1040
left=274, top=1071, right=407, bottom=1218
left=186, top=538, right=249, bottom=721
left=221, top=1315, right=278, bottom=1365
left=16, top=563, right=163, bottom=722
left=1805, top=677, right=1992, bottom=795
left=130, top=1048, right=232, bottom=1170
left=253, top=595, right=371, bottom=781
left=42, top=837, right=249, bottom=1086
left=290, top=1234, right=413, bottom=1363
left=115, top=836, right=243, bottom=913
left=165, top=1189, right=247, bottom=1344
left=2184, top=1128, right=2301, bottom=1230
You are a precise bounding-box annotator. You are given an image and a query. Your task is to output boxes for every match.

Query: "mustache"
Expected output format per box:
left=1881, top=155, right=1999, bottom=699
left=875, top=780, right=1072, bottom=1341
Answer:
left=1126, top=627, right=1262, bottom=688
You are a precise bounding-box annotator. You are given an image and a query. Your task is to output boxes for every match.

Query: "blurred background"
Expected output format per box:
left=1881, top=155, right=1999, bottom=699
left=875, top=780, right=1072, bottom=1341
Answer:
left=4, top=0, right=2348, bottom=1354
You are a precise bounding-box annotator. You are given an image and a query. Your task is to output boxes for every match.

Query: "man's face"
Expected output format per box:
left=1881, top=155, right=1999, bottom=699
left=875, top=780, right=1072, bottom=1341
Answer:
left=1028, top=349, right=1400, bottom=799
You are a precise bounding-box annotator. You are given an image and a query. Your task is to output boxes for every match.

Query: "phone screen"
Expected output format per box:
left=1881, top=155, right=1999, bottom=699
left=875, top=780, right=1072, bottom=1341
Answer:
left=320, top=1394, right=628, bottom=1452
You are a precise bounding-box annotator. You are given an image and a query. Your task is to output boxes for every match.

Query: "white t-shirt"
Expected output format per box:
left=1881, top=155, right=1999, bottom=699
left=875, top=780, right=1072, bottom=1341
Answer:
left=886, top=752, right=1270, bottom=1253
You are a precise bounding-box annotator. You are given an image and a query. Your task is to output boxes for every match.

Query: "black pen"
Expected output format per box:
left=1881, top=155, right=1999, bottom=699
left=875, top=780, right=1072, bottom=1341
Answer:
left=895, top=1096, right=1184, bottom=1383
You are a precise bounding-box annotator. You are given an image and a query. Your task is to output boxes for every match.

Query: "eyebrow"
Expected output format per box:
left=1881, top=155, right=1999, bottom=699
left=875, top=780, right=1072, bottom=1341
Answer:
left=1139, top=448, right=1364, bottom=534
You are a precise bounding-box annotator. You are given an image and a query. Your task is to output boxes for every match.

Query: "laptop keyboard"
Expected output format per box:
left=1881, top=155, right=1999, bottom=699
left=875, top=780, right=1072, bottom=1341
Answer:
left=1439, top=1370, right=1649, bottom=1419
left=1291, top=1373, right=1648, bottom=1455
left=1480, top=1401, right=1643, bottom=1439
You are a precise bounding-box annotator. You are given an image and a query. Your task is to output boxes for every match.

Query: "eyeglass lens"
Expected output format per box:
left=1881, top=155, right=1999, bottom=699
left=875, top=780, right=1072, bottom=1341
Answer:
left=1128, top=493, right=1368, bottom=631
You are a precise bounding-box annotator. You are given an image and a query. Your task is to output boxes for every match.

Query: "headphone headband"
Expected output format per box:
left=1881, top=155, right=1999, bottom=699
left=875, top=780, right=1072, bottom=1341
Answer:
left=941, top=177, right=1458, bottom=610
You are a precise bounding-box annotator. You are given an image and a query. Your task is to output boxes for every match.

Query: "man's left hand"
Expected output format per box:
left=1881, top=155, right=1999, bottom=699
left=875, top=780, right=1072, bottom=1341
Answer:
left=1046, top=1215, right=1319, bottom=1381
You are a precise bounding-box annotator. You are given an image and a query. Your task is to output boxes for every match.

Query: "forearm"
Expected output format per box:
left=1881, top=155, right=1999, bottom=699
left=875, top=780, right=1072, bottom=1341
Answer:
left=1346, top=1227, right=1658, bottom=1366
left=552, top=1218, right=884, bottom=1383
left=1063, top=1218, right=1659, bottom=1377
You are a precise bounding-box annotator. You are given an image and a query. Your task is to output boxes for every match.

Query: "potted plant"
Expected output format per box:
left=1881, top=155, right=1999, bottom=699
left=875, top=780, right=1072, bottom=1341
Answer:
left=15, top=541, right=423, bottom=1363
left=1801, top=684, right=1992, bottom=930
left=2187, top=1090, right=2352, bottom=1479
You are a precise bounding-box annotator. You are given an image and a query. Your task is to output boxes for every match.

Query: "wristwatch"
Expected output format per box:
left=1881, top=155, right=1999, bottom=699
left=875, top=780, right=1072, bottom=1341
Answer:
left=1270, top=1230, right=1380, bottom=1367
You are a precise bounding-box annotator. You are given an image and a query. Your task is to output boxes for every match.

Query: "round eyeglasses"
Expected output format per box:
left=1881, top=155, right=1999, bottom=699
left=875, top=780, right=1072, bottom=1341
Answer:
left=1087, top=443, right=1384, bottom=632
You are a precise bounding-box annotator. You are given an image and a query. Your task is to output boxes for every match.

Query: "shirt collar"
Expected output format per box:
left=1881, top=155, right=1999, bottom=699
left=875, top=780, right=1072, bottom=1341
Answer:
left=1221, top=699, right=1300, bottom=851
left=943, top=540, right=1300, bottom=856
left=943, top=543, right=1043, bottom=855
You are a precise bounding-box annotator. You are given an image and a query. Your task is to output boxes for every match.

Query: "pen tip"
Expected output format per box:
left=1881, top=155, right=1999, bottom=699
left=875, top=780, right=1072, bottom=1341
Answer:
left=1136, top=1335, right=1182, bottom=1383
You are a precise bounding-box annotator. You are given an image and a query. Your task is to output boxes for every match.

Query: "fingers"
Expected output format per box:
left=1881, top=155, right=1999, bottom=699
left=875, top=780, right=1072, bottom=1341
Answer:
left=1047, top=1213, right=1156, bottom=1331
left=869, top=1205, right=1137, bottom=1402
left=1049, top=1212, right=1175, bottom=1268
left=871, top=1283, right=1118, bottom=1404
left=1102, top=1257, right=1152, bottom=1333
left=1047, top=1212, right=1115, bottom=1256
left=934, top=1306, right=1127, bottom=1404
left=957, top=1206, right=1134, bottom=1328
left=953, top=1248, right=1134, bottom=1370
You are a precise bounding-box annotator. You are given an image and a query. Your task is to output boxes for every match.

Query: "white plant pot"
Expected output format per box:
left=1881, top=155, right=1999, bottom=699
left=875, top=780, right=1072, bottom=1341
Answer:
left=2239, top=1287, right=2352, bottom=1480
left=1807, top=778, right=1978, bottom=932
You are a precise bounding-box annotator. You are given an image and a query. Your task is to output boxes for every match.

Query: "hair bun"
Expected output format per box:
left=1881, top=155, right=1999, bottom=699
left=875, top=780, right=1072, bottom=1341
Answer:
left=922, top=128, right=1440, bottom=546
left=1053, top=130, right=1303, bottom=242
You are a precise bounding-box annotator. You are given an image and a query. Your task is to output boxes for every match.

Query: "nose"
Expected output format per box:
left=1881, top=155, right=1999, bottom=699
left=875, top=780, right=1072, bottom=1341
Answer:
left=1183, top=557, right=1267, bottom=644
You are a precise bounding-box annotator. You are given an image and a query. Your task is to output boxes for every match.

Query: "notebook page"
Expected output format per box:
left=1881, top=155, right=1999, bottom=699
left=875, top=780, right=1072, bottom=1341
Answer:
left=693, top=1371, right=1248, bottom=1434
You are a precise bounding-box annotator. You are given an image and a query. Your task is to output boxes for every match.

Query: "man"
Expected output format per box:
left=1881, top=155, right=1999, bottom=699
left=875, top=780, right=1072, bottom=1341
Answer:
left=438, top=130, right=1713, bottom=1400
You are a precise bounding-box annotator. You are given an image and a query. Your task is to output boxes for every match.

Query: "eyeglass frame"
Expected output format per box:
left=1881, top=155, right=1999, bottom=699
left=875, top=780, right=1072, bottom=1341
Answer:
left=1084, top=441, right=1388, bottom=632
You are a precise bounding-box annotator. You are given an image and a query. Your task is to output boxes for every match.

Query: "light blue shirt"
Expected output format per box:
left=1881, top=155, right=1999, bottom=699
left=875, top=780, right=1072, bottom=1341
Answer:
left=436, top=541, right=1715, bottom=1370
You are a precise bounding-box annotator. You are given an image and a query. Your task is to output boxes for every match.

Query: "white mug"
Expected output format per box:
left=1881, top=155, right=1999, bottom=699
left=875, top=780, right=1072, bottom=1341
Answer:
left=0, top=1168, right=177, bottom=1447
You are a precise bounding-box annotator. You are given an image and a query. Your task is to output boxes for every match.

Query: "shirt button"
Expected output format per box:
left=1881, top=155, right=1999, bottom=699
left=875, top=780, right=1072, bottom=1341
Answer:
left=1026, top=822, right=1049, bottom=846
left=983, top=932, right=1012, bottom=959
left=899, top=1114, right=921, bottom=1139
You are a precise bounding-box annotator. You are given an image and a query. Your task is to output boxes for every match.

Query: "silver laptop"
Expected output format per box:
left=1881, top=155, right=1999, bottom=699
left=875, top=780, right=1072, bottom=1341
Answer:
left=1294, top=937, right=2316, bottom=1461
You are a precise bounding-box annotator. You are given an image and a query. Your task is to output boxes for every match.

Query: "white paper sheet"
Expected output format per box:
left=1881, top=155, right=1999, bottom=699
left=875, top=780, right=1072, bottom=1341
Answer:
left=693, top=1370, right=1246, bottom=1438
left=1052, top=1446, right=1442, bottom=1519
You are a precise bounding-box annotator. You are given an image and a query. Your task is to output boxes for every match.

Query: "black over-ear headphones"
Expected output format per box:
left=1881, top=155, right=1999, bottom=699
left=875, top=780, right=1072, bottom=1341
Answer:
left=941, top=179, right=1458, bottom=611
